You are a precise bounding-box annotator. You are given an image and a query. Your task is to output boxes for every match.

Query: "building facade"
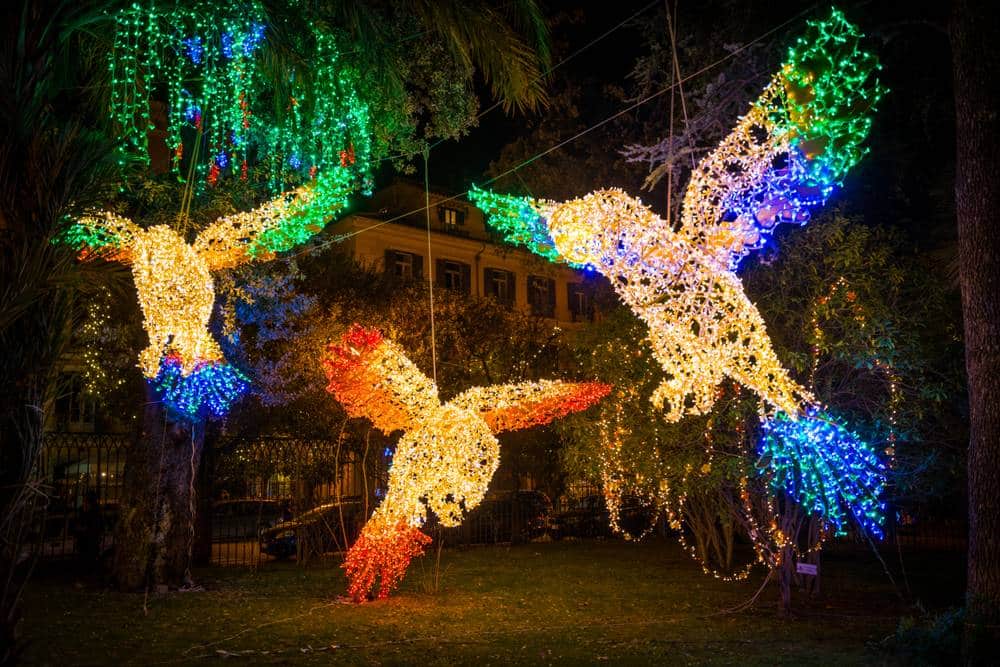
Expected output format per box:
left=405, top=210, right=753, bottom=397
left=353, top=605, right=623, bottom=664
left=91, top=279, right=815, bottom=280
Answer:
left=333, top=179, right=597, bottom=325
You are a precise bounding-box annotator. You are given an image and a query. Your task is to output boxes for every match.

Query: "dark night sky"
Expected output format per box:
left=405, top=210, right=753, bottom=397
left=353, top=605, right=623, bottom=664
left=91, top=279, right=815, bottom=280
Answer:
left=405, top=0, right=955, bottom=251
left=410, top=0, right=656, bottom=193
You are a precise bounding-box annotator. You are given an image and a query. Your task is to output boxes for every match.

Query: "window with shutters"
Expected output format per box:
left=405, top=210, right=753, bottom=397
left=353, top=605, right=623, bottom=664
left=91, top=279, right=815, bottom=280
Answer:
left=568, top=283, right=593, bottom=322
left=437, top=259, right=470, bottom=294
left=438, top=206, right=466, bottom=234
left=528, top=275, right=556, bottom=317
left=484, top=268, right=515, bottom=306
left=385, top=250, right=422, bottom=280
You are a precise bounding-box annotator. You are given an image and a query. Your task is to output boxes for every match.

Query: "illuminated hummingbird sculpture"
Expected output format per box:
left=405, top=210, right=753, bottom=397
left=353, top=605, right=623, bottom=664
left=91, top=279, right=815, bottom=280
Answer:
left=324, top=324, right=610, bottom=601
left=472, top=9, right=887, bottom=537
left=59, top=169, right=353, bottom=417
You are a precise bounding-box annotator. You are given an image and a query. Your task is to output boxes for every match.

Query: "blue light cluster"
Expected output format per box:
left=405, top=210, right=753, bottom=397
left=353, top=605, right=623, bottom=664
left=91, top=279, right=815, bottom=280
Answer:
left=757, top=407, right=886, bottom=538
left=722, top=146, right=829, bottom=268
left=152, top=356, right=249, bottom=419
left=184, top=104, right=202, bottom=124
left=182, top=35, right=204, bottom=65
left=220, top=32, right=235, bottom=59
left=242, top=22, right=265, bottom=55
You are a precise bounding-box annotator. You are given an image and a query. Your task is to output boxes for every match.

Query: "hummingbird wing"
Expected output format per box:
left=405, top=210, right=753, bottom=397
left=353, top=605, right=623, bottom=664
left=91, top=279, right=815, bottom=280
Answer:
left=58, top=212, right=141, bottom=264
left=194, top=166, right=353, bottom=271
left=323, top=324, right=440, bottom=434
left=679, top=9, right=882, bottom=269
left=448, top=380, right=610, bottom=434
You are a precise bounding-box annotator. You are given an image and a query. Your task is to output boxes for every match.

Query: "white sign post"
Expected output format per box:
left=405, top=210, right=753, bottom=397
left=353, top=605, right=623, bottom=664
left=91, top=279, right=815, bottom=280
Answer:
left=795, top=562, right=818, bottom=576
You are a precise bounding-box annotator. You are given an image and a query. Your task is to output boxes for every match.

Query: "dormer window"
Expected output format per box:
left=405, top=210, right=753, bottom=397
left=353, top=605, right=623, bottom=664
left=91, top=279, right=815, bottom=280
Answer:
left=438, top=206, right=465, bottom=231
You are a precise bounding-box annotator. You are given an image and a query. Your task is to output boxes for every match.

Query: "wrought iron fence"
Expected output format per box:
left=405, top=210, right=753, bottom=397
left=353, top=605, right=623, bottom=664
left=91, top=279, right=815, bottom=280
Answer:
left=207, top=436, right=387, bottom=567
left=33, top=432, right=130, bottom=560
left=29, top=433, right=968, bottom=570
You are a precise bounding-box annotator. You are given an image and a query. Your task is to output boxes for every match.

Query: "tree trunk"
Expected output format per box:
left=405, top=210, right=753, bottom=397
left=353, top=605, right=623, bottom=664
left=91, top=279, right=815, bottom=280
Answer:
left=952, top=0, right=1000, bottom=659
left=113, top=385, right=205, bottom=591
left=191, top=430, right=216, bottom=567
left=777, top=547, right=793, bottom=617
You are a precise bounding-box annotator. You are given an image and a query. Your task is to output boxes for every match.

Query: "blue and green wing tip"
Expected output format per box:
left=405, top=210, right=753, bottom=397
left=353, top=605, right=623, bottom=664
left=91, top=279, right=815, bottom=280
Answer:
left=725, top=8, right=885, bottom=269
left=468, top=185, right=588, bottom=268
left=757, top=407, right=887, bottom=539
left=152, top=356, right=250, bottom=420
left=780, top=7, right=885, bottom=192
left=247, top=165, right=355, bottom=259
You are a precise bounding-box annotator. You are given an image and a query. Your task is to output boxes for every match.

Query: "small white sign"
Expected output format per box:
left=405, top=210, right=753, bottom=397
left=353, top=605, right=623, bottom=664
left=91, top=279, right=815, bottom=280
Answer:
left=796, top=562, right=818, bottom=576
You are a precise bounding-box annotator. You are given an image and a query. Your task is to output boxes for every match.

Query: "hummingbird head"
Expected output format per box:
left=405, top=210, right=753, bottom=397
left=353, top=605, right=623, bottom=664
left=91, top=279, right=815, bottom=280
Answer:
left=546, top=189, right=656, bottom=269
left=325, top=324, right=385, bottom=376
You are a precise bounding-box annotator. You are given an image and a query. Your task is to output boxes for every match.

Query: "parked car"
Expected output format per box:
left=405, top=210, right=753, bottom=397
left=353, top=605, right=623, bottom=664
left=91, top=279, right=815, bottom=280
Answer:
left=553, top=494, right=658, bottom=540
left=259, top=498, right=365, bottom=560
left=429, top=490, right=554, bottom=544
left=212, top=499, right=285, bottom=542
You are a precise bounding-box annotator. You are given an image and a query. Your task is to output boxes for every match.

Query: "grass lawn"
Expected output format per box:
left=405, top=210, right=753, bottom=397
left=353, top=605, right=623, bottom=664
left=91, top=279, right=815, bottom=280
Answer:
left=21, top=539, right=963, bottom=665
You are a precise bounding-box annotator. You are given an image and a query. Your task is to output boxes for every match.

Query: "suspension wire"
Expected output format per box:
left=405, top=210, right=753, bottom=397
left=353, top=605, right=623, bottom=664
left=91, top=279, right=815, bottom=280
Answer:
left=177, top=124, right=204, bottom=236
left=665, top=0, right=677, bottom=226
left=665, top=0, right=697, bottom=171
left=423, top=148, right=438, bottom=385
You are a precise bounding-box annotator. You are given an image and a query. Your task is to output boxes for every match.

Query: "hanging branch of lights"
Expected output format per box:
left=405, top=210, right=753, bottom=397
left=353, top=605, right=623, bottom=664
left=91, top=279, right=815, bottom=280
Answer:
left=56, top=168, right=354, bottom=418
left=474, top=9, right=886, bottom=538
left=324, top=324, right=610, bottom=601
left=108, top=0, right=372, bottom=192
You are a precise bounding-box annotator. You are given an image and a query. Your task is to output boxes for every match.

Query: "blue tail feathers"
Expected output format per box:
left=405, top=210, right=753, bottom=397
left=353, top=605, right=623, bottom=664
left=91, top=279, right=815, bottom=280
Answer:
left=757, top=407, right=886, bottom=538
left=152, top=356, right=249, bottom=419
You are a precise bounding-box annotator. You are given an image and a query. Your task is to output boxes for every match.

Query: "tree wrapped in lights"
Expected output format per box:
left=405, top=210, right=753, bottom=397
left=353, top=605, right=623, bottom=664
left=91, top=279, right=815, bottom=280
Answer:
left=473, top=9, right=885, bottom=537
left=324, top=324, right=609, bottom=601
left=59, top=167, right=354, bottom=418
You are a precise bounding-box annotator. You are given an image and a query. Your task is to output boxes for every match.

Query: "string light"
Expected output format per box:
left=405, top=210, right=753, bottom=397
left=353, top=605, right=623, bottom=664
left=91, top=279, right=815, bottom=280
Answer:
left=324, top=324, right=609, bottom=601
left=810, top=277, right=900, bottom=467
left=58, top=171, right=352, bottom=417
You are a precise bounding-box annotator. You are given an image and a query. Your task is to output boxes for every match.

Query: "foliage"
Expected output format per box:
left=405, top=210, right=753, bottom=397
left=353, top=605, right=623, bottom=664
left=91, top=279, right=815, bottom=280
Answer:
left=623, top=42, right=778, bottom=205
left=0, top=0, right=122, bottom=657
left=891, top=607, right=964, bottom=665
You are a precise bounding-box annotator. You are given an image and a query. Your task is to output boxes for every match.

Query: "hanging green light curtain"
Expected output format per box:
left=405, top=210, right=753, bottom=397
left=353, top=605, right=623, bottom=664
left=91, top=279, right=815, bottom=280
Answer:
left=108, top=0, right=372, bottom=193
